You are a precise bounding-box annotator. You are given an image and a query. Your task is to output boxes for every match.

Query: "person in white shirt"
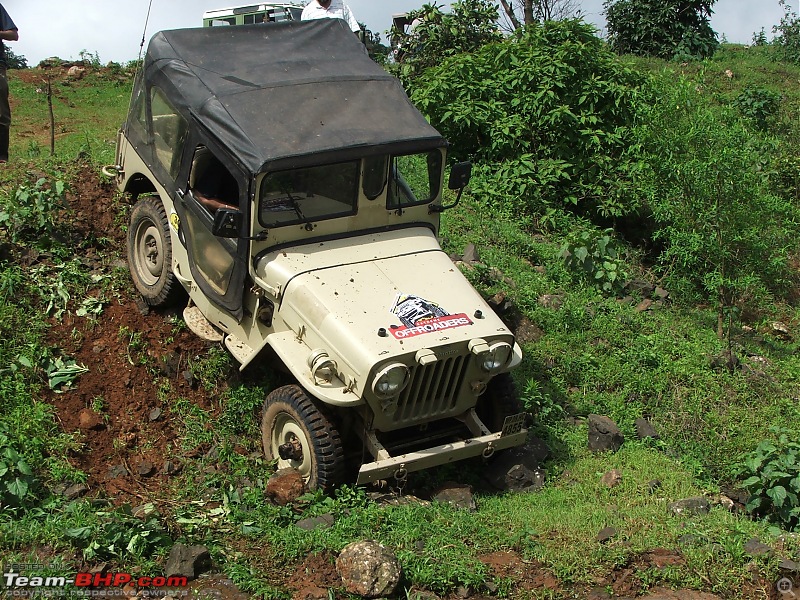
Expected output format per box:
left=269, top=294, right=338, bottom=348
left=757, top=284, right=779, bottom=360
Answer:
left=301, top=0, right=360, bottom=33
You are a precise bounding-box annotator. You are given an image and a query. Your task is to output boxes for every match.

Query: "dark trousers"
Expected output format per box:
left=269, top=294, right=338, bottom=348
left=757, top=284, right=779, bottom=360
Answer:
left=0, top=67, right=10, bottom=160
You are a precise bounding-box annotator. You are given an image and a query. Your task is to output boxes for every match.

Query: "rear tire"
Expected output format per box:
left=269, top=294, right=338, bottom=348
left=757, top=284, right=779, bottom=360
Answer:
left=261, top=385, right=344, bottom=490
left=127, top=196, right=182, bottom=307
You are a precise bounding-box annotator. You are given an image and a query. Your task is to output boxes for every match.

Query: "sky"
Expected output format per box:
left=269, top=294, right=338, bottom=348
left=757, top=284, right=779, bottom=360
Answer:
left=4, top=0, right=793, bottom=67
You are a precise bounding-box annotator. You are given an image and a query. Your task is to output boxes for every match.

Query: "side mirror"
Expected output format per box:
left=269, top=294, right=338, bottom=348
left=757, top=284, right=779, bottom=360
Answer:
left=448, top=161, right=472, bottom=190
left=212, top=208, right=243, bottom=238
left=432, top=161, right=473, bottom=213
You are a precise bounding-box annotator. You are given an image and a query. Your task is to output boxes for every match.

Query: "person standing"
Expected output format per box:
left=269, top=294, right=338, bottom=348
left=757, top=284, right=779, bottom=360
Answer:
left=301, top=0, right=360, bottom=34
left=0, top=4, right=18, bottom=163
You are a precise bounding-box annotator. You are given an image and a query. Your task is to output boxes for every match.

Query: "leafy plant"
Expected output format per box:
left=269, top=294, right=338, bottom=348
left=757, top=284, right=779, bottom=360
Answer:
left=604, top=0, right=719, bottom=60
left=66, top=505, right=172, bottom=560
left=0, top=178, right=68, bottom=245
left=774, top=0, right=800, bottom=65
left=561, top=228, right=628, bottom=294
left=0, top=427, right=36, bottom=507
left=737, top=428, right=800, bottom=531
left=411, top=19, right=646, bottom=222
left=733, top=86, right=782, bottom=130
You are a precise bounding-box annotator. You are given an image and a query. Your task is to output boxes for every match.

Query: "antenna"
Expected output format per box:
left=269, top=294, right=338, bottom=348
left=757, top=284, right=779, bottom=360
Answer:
left=122, top=0, right=156, bottom=139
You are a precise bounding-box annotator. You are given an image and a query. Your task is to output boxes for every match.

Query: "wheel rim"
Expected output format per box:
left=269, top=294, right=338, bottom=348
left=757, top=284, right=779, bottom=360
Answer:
left=271, top=412, right=312, bottom=479
left=134, top=221, right=164, bottom=286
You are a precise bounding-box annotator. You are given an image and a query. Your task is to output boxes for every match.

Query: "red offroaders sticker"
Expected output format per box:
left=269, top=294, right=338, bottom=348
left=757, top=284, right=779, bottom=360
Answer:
left=389, top=294, right=472, bottom=339
left=391, top=313, right=473, bottom=339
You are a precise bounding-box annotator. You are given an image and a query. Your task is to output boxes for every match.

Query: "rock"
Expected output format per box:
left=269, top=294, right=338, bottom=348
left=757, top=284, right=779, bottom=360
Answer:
left=668, top=497, right=710, bottom=517
left=635, top=417, right=659, bottom=440
left=484, top=439, right=549, bottom=492
left=137, top=461, right=155, bottom=477
left=67, top=65, right=86, bottom=78
left=462, top=243, right=480, bottom=263
left=538, top=294, right=563, bottom=310
left=431, top=482, right=476, bottom=512
left=265, top=468, right=306, bottom=505
left=162, top=460, right=182, bottom=476
left=772, top=321, right=791, bottom=340
left=78, top=408, right=104, bottom=431
left=296, top=514, right=335, bottom=531
left=148, top=407, right=162, bottom=422
left=647, top=479, right=662, bottom=494
left=779, top=558, right=800, bottom=574
left=587, top=415, right=624, bottom=453
left=62, top=483, right=89, bottom=500
left=743, top=537, right=772, bottom=557
left=597, top=527, right=616, bottom=544
left=600, top=469, right=623, bottom=488
left=710, top=349, right=740, bottom=372
left=336, top=540, right=401, bottom=598
left=165, top=543, right=211, bottom=580
left=654, top=286, right=669, bottom=300
left=105, top=464, right=127, bottom=480
left=635, top=298, right=653, bottom=313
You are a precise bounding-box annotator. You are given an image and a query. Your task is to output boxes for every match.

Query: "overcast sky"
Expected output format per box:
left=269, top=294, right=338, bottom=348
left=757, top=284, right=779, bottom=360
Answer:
left=4, top=0, right=793, bottom=66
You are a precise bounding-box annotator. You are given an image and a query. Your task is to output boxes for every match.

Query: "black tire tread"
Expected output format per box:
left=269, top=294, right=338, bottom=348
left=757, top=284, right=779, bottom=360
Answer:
left=262, top=384, right=344, bottom=490
left=127, top=196, right=183, bottom=307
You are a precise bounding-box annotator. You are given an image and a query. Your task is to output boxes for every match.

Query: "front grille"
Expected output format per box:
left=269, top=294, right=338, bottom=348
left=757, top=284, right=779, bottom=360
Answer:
left=392, top=355, right=469, bottom=426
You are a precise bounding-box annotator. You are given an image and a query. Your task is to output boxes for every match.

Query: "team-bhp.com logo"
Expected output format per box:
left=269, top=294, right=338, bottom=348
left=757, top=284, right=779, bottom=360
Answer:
left=3, top=567, right=188, bottom=597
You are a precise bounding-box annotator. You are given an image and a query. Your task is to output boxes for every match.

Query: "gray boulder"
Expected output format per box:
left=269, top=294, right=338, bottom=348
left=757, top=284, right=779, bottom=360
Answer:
left=336, top=540, right=401, bottom=598
left=587, top=415, right=624, bottom=453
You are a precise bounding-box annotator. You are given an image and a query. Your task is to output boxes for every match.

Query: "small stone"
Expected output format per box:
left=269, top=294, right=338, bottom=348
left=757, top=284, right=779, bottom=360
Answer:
left=431, top=482, right=476, bottom=512
left=296, top=514, right=335, bottom=531
left=63, top=483, right=89, bottom=500
left=462, top=243, right=479, bottom=263
left=597, top=527, right=616, bottom=544
left=743, top=537, right=772, bottom=557
left=266, top=468, right=306, bottom=506
left=600, top=469, right=622, bottom=488
left=106, top=464, right=127, bottom=480
left=635, top=417, right=659, bottom=440
left=164, top=543, right=211, bottom=580
left=635, top=299, right=653, bottom=313
left=137, top=461, right=155, bottom=477
left=538, top=294, right=563, bottom=310
left=148, top=407, right=162, bottom=422
left=78, top=408, right=104, bottom=431
left=668, top=497, right=710, bottom=517
left=587, top=414, right=624, bottom=453
left=779, top=558, right=800, bottom=573
left=647, top=479, right=662, bottom=494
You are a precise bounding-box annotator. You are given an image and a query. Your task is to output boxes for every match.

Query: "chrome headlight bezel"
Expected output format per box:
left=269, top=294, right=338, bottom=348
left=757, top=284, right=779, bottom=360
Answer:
left=480, top=342, right=513, bottom=373
left=372, top=363, right=410, bottom=399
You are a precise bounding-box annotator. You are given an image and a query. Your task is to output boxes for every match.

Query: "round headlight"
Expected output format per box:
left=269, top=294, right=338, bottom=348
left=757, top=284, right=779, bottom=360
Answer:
left=481, top=342, right=512, bottom=373
left=372, top=363, right=410, bottom=399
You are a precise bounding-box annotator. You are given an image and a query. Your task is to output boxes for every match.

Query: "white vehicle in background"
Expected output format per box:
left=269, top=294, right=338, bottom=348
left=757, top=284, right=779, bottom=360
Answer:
left=202, top=3, right=304, bottom=27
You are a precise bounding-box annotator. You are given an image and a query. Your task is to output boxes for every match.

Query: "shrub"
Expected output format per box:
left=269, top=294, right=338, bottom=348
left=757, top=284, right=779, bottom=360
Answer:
left=604, top=0, right=719, bottom=60
left=561, top=227, right=628, bottom=295
left=737, top=429, right=800, bottom=531
left=0, top=178, right=68, bottom=245
left=733, top=86, right=782, bottom=130
left=411, top=20, right=647, bottom=221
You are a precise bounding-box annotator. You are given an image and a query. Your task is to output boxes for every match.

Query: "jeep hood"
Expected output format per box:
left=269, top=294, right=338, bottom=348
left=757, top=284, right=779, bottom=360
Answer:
left=254, top=228, right=515, bottom=377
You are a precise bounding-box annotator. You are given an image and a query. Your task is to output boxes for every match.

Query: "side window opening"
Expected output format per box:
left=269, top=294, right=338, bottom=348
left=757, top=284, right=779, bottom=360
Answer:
left=189, top=147, right=240, bottom=214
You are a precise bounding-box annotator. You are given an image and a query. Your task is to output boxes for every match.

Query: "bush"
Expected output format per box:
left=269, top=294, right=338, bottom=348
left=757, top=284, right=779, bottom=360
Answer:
left=604, top=0, right=719, bottom=60
left=411, top=20, right=647, bottom=221
left=737, top=429, right=800, bottom=531
left=733, top=86, right=782, bottom=130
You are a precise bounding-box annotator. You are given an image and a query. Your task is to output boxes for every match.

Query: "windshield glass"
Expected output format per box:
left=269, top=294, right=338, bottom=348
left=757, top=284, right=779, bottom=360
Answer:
left=258, top=161, right=359, bottom=227
left=387, top=150, right=442, bottom=210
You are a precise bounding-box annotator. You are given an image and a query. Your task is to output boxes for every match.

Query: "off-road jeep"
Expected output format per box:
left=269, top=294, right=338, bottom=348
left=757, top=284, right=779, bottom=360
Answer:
left=106, top=19, right=527, bottom=489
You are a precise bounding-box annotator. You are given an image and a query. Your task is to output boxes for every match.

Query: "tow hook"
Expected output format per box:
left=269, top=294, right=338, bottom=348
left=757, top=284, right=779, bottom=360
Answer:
left=482, top=442, right=495, bottom=459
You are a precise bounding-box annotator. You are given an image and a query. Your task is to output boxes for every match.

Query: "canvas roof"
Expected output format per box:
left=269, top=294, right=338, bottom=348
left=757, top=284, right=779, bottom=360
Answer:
left=142, top=19, right=445, bottom=173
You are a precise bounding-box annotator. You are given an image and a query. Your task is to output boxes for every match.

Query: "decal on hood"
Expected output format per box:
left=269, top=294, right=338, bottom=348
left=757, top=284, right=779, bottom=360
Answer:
left=390, top=294, right=472, bottom=339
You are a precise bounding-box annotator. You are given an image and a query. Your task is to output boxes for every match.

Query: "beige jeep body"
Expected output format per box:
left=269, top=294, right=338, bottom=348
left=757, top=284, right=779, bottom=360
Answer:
left=109, top=19, right=527, bottom=488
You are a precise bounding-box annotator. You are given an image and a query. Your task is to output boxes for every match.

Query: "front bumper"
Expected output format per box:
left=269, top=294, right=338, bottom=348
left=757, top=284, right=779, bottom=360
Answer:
left=356, top=420, right=528, bottom=484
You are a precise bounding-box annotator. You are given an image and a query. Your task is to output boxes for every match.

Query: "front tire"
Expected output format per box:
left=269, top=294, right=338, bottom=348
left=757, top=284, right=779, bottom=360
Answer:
left=127, top=196, right=182, bottom=307
left=261, top=385, right=344, bottom=490
left=477, top=372, right=524, bottom=432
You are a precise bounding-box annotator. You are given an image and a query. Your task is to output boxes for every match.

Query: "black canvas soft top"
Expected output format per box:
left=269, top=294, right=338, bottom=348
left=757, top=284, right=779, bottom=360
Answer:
left=142, top=18, right=446, bottom=173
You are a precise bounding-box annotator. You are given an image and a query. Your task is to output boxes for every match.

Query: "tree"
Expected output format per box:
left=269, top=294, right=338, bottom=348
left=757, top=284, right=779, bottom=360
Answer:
left=389, top=0, right=502, bottom=82
left=604, top=0, right=719, bottom=60
left=6, top=48, right=27, bottom=69
left=498, top=0, right=581, bottom=30
left=361, top=24, right=391, bottom=64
